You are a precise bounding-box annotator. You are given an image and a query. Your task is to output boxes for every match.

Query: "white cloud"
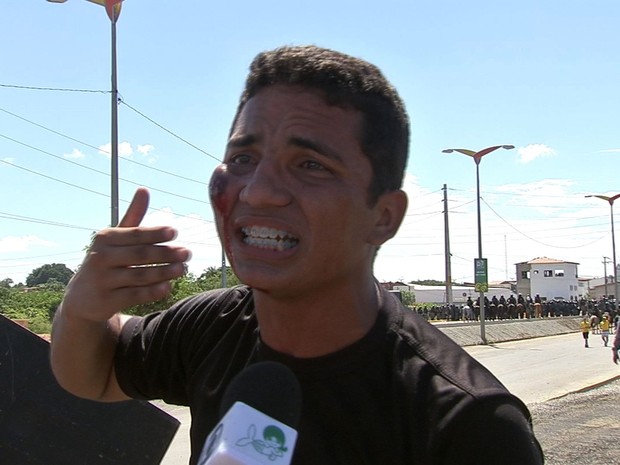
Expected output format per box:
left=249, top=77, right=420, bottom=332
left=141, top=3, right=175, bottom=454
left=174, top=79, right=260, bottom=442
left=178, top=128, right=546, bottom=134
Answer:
left=0, top=235, right=56, bottom=253
left=98, top=141, right=134, bottom=159
left=517, top=144, right=556, bottom=164
left=63, top=148, right=85, bottom=159
left=137, top=144, right=154, bottom=156
left=137, top=144, right=157, bottom=164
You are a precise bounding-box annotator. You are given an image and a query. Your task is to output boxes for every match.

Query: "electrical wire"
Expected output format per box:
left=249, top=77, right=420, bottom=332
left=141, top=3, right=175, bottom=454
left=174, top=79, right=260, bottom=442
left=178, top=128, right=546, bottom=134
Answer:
left=0, top=107, right=209, bottom=186
left=120, top=99, right=221, bottom=162
left=0, top=83, right=108, bottom=94
left=0, top=133, right=211, bottom=205
left=481, top=197, right=608, bottom=248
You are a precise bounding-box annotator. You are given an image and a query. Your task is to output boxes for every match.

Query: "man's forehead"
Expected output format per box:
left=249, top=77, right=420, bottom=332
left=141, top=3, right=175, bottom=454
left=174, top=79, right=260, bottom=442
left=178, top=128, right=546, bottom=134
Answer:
left=231, top=86, right=361, bottom=134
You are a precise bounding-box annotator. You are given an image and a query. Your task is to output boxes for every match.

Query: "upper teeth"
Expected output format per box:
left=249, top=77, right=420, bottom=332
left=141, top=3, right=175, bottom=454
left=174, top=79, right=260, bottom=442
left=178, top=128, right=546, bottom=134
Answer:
left=242, top=226, right=290, bottom=239
left=242, top=226, right=298, bottom=251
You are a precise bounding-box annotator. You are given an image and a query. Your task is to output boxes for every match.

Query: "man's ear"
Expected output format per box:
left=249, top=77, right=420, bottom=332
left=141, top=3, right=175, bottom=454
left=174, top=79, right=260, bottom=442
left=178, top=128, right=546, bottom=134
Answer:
left=368, top=189, right=408, bottom=246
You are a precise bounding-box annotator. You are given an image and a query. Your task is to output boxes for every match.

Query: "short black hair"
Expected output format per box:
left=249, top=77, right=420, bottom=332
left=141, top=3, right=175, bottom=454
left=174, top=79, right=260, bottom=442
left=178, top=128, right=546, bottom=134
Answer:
left=232, top=45, right=409, bottom=204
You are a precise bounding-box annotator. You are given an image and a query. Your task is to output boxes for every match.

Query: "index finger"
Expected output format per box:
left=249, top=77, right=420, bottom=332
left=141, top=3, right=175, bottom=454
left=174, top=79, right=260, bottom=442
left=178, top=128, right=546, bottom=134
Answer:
left=119, top=187, right=150, bottom=228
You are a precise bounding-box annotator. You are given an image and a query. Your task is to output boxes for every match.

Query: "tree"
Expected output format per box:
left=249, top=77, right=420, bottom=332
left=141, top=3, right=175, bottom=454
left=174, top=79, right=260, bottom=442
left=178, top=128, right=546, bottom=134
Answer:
left=125, top=267, right=240, bottom=317
left=26, top=263, right=74, bottom=287
left=401, top=290, right=416, bottom=307
left=0, top=286, right=63, bottom=334
left=0, top=278, right=13, bottom=289
left=198, top=266, right=240, bottom=289
left=410, top=279, right=446, bottom=286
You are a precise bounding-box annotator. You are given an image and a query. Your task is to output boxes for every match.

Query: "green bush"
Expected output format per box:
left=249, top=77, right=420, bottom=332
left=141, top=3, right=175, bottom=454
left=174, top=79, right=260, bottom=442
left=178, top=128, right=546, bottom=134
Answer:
left=0, top=287, right=62, bottom=334
left=0, top=266, right=240, bottom=332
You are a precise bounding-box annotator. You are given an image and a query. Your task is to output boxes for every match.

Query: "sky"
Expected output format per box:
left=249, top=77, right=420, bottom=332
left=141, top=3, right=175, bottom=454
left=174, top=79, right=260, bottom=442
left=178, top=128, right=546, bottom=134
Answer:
left=1, top=0, right=619, bottom=286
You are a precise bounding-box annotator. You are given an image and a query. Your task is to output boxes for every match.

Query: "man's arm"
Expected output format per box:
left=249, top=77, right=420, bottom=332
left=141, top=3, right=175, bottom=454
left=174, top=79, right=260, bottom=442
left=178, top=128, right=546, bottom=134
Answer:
left=442, top=398, right=544, bottom=465
left=50, top=188, right=191, bottom=401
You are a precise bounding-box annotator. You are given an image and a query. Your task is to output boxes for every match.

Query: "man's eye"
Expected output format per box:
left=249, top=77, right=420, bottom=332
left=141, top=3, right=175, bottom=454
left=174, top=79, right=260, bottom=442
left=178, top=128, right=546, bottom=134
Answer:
left=300, top=160, right=326, bottom=171
left=229, top=153, right=253, bottom=165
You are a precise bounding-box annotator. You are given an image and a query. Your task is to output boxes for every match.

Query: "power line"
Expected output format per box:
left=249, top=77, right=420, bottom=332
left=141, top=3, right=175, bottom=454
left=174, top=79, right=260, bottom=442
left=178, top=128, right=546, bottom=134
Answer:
left=0, top=106, right=208, bottom=186
left=481, top=197, right=608, bottom=249
left=0, top=159, right=216, bottom=224
left=0, top=211, right=95, bottom=231
left=0, top=133, right=211, bottom=205
left=0, top=83, right=108, bottom=94
left=0, top=158, right=108, bottom=198
left=120, top=99, right=221, bottom=162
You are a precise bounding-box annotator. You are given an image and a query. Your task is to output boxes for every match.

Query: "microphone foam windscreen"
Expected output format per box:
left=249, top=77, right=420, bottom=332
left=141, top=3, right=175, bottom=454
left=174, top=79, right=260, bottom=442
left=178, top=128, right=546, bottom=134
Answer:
left=219, top=361, right=302, bottom=428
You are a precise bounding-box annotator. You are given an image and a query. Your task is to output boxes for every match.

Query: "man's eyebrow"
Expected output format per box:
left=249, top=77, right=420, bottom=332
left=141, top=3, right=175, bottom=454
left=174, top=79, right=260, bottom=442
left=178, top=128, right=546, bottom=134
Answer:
left=290, top=136, right=343, bottom=162
left=226, top=134, right=258, bottom=149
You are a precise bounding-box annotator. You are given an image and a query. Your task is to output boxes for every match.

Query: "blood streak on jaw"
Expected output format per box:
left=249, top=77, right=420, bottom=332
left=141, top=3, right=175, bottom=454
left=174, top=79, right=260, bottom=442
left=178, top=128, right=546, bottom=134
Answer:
left=209, top=164, right=234, bottom=266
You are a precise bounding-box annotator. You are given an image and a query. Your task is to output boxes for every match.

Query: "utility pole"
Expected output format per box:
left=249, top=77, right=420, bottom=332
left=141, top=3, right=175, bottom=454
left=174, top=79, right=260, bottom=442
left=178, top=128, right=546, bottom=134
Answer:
left=603, top=257, right=611, bottom=298
left=221, top=247, right=227, bottom=288
left=443, top=184, right=453, bottom=306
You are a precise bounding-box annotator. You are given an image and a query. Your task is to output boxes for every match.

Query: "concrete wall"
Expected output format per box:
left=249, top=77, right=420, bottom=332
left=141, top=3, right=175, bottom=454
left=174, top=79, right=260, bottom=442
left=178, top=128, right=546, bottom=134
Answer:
left=436, top=316, right=582, bottom=346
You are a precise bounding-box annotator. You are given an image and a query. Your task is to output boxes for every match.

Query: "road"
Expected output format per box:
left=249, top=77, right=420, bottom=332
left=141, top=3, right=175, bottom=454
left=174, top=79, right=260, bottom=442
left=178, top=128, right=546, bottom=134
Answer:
left=156, top=332, right=620, bottom=464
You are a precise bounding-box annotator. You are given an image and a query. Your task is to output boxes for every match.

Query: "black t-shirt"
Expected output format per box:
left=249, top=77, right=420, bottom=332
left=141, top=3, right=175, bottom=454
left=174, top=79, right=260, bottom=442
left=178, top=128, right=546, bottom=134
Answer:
left=115, top=286, right=543, bottom=464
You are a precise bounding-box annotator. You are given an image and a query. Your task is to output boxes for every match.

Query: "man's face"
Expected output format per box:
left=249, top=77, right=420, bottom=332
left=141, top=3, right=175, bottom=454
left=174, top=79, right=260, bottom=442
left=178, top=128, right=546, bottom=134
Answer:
left=209, top=85, right=386, bottom=297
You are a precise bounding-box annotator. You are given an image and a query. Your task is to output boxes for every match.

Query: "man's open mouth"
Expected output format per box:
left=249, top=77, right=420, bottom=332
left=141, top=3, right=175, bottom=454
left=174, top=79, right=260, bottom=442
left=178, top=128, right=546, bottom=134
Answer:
left=241, top=226, right=299, bottom=251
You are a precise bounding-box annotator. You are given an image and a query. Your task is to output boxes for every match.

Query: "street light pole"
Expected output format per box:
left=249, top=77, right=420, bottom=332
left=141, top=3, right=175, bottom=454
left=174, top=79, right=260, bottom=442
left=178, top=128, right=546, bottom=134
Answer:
left=587, top=194, right=620, bottom=310
left=443, top=145, right=515, bottom=344
left=110, top=17, right=119, bottom=226
left=47, top=0, right=123, bottom=226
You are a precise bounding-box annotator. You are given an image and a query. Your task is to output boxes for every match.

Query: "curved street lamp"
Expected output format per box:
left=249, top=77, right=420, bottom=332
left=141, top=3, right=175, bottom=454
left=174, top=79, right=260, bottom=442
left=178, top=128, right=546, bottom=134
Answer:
left=586, top=193, right=620, bottom=310
left=443, top=145, right=515, bottom=343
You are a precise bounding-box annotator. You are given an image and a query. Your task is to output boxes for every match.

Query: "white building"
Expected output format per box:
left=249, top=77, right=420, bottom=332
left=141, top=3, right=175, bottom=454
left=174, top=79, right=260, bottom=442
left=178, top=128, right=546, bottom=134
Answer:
left=515, top=257, right=579, bottom=301
left=392, top=284, right=515, bottom=304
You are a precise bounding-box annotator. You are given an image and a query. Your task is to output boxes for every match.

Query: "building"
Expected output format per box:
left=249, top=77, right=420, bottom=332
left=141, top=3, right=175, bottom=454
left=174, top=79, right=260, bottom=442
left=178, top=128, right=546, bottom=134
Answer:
left=585, top=276, right=618, bottom=300
left=515, top=257, right=579, bottom=301
left=390, top=283, right=515, bottom=305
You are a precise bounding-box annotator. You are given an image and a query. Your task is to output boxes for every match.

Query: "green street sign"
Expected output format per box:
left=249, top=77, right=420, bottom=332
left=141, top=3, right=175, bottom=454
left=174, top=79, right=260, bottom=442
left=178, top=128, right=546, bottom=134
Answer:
left=474, top=258, right=488, bottom=292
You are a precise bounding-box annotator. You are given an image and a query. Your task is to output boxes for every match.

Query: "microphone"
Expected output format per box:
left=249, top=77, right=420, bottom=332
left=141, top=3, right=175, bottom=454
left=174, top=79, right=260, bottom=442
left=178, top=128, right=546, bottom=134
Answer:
left=197, top=361, right=302, bottom=465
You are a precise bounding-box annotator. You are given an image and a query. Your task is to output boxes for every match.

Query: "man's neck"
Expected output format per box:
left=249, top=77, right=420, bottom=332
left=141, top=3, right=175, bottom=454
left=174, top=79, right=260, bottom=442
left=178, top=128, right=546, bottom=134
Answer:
left=253, top=278, right=381, bottom=359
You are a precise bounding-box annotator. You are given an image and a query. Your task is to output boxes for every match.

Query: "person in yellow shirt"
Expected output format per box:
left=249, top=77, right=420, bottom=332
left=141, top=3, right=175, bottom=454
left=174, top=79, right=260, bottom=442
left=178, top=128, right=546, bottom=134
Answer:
left=600, top=315, right=610, bottom=347
left=580, top=317, right=591, bottom=348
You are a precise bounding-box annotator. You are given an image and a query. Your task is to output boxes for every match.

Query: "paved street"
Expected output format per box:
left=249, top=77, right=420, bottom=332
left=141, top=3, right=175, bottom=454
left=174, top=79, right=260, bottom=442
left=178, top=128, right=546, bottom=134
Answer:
left=463, top=332, right=620, bottom=405
left=157, top=332, right=620, bottom=464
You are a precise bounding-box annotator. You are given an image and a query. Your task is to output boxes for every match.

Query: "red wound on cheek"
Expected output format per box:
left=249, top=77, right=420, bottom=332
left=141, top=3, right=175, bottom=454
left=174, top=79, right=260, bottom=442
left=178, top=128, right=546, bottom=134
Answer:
left=209, top=165, right=230, bottom=215
left=209, top=164, right=235, bottom=268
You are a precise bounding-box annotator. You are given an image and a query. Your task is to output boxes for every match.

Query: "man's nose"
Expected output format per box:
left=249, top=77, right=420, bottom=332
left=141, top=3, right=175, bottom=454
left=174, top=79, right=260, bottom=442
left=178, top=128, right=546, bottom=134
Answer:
left=238, top=162, right=292, bottom=207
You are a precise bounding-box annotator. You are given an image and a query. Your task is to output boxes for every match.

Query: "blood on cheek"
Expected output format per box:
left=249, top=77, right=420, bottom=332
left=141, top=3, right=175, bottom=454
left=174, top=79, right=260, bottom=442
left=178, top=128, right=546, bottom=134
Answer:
left=209, top=165, right=235, bottom=265
left=209, top=164, right=231, bottom=215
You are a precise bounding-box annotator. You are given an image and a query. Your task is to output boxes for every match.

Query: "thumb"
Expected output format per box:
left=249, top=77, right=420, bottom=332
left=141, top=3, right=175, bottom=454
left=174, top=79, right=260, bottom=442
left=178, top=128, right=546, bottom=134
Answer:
left=118, top=187, right=150, bottom=228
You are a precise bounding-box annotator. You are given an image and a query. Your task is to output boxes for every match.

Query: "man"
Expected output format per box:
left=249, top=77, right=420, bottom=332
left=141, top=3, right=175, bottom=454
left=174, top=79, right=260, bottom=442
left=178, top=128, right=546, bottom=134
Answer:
left=50, top=45, right=543, bottom=464
left=580, top=317, right=591, bottom=348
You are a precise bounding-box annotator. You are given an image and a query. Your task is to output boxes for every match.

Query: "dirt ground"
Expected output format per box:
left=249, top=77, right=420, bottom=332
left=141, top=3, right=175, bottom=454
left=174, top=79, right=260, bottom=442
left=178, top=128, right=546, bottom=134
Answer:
left=530, top=378, right=620, bottom=465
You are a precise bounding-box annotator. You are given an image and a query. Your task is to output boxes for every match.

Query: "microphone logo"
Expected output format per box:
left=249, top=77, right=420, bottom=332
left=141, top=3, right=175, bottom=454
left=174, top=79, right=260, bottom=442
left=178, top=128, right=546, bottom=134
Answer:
left=236, top=424, right=290, bottom=461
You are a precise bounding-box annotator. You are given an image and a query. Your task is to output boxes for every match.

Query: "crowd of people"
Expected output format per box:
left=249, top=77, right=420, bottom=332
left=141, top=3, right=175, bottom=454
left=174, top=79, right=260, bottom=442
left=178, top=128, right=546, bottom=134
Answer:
left=412, top=294, right=617, bottom=324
